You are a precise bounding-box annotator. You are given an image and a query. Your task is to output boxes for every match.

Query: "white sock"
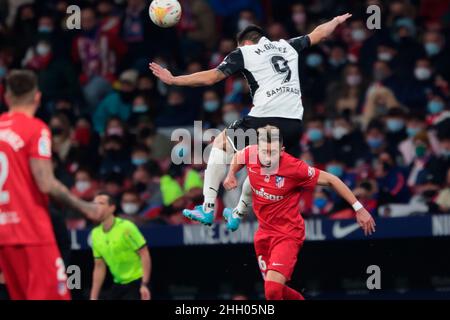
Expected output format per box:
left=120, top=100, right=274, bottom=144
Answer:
left=203, top=147, right=233, bottom=213
left=235, top=176, right=252, bottom=217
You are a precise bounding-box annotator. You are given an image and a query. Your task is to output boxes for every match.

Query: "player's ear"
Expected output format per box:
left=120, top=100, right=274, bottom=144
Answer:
left=34, top=91, right=42, bottom=106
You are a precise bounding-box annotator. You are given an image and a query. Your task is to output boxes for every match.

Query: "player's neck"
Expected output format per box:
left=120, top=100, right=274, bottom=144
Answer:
left=102, top=215, right=115, bottom=232
left=9, top=106, right=36, bottom=117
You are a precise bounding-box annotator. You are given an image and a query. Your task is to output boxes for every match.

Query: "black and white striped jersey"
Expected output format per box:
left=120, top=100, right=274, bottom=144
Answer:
left=217, top=35, right=310, bottom=120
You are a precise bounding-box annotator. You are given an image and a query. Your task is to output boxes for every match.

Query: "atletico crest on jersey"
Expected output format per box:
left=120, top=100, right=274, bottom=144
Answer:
left=275, top=175, right=285, bottom=188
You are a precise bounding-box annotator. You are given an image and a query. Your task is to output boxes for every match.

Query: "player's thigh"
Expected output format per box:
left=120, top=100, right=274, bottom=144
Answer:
left=268, top=237, right=303, bottom=281
left=0, top=246, right=28, bottom=300
left=24, top=244, right=71, bottom=300
left=254, top=231, right=271, bottom=280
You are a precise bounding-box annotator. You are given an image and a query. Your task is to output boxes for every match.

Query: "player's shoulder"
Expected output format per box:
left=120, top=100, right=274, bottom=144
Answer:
left=91, top=225, right=103, bottom=239
left=116, top=217, right=139, bottom=232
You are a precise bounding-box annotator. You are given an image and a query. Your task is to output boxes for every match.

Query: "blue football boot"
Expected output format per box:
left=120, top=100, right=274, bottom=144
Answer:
left=182, top=205, right=215, bottom=226
left=223, top=208, right=242, bottom=232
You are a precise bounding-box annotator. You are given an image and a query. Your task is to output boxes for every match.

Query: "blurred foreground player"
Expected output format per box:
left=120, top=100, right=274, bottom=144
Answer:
left=223, top=126, right=376, bottom=300
left=90, top=193, right=151, bottom=300
left=0, top=70, right=99, bottom=300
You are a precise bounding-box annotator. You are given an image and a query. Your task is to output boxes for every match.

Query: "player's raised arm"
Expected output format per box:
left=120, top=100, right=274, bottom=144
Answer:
left=29, top=158, right=100, bottom=221
left=317, top=170, right=376, bottom=236
left=308, top=13, right=352, bottom=45
left=149, top=62, right=226, bottom=87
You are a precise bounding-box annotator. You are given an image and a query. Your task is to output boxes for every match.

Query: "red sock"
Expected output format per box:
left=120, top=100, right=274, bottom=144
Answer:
left=264, top=281, right=284, bottom=300
left=283, top=285, right=305, bottom=300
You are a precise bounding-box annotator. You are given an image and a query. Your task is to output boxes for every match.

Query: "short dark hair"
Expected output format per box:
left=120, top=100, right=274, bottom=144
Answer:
left=257, top=125, right=283, bottom=145
left=5, top=70, right=38, bottom=104
left=96, top=191, right=115, bottom=206
left=237, top=25, right=265, bottom=44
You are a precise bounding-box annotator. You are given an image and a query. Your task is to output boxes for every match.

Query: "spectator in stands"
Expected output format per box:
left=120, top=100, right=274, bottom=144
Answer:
left=50, top=112, right=73, bottom=163
left=72, top=6, right=127, bottom=110
left=99, top=135, right=132, bottom=177
left=384, top=107, right=407, bottom=158
left=305, top=117, right=335, bottom=168
left=375, top=152, right=410, bottom=205
left=118, top=189, right=154, bottom=226
left=331, top=114, right=366, bottom=167
left=364, top=120, right=388, bottom=162
left=435, top=167, right=450, bottom=213
left=71, top=168, right=99, bottom=202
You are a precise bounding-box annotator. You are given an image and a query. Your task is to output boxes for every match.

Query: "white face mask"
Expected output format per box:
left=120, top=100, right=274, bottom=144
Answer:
left=122, top=203, right=139, bottom=215
left=351, top=29, right=366, bottom=42
left=414, top=67, right=431, bottom=81
left=332, top=126, right=349, bottom=140
left=346, top=75, right=361, bottom=86
left=238, top=19, right=251, bottom=31
left=223, top=111, right=240, bottom=126
left=36, top=43, right=50, bottom=56
left=378, top=52, right=393, bottom=62
left=75, top=181, right=91, bottom=193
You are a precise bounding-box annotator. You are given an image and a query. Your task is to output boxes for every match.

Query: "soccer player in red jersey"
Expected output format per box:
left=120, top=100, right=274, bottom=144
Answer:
left=223, top=125, right=376, bottom=300
left=0, top=70, right=99, bottom=300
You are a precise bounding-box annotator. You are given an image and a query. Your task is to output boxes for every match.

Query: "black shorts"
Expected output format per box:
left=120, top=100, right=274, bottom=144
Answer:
left=226, top=116, right=303, bottom=157
left=108, top=279, right=141, bottom=300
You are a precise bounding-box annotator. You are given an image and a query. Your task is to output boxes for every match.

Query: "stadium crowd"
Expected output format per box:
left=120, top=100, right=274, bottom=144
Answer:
left=0, top=0, right=449, bottom=228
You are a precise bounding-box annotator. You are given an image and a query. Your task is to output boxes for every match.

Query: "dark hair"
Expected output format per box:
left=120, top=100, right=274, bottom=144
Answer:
left=6, top=69, right=38, bottom=100
left=257, top=125, right=283, bottom=145
left=237, top=25, right=265, bottom=44
left=96, top=191, right=115, bottom=206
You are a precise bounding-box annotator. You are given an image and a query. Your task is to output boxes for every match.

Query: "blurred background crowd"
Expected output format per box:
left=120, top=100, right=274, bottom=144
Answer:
left=0, top=0, right=450, bottom=229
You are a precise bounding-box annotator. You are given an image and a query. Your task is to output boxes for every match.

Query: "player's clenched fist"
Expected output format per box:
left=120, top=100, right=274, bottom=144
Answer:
left=223, top=174, right=238, bottom=190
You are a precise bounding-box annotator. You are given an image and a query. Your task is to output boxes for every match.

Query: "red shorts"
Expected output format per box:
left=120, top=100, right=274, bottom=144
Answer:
left=254, top=230, right=304, bottom=281
left=0, top=244, right=71, bottom=300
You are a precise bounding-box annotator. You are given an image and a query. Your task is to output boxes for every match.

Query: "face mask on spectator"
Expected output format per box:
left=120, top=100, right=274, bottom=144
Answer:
left=306, top=54, right=322, bottom=68
left=442, top=149, right=450, bottom=158
left=314, top=198, right=328, bottom=209
left=378, top=52, right=393, bottom=62
left=238, top=19, right=251, bottom=31
left=346, top=75, right=361, bottom=86
left=38, top=25, right=53, bottom=33
left=122, top=202, right=139, bottom=215
left=326, top=164, right=344, bottom=177
left=107, top=127, right=124, bottom=137
left=415, top=145, right=427, bottom=158
left=133, top=104, right=148, bottom=113
left=332, top=126, right=349, bottom=140
left=307, top=128, right=323, bottom=142
left=0, top=66, right=6, bottom=78
left=367, top=137, right=383, bottom=149
left=427, top=100, right=444, bottom=114
left=223, top=111, right=240, bottom=126
left=203, top=100, right=220, bottom=113
left=74, top=127, right=91, bottom=146
left=414, top=67, right=431, bottom=81
left=386, top=119, right=405, bottom=132
left=292, top=12, right=306, bottom=24
left=36, top=43, right=50, bottom=56
left=132, top=157, right=147, bottom=166
left=351, top=29, right=366, bottom=42
left=329, top=58, right=346, bottom=67
left=75, top=180, right=91, bottom=193
left=406, top=127, right=421, bottom=138
left=424, top=42, right=441, bottom=56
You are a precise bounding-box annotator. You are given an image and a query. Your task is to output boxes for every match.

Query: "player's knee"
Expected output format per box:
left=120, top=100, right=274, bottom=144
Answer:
left=264, top=280, right=284, bottom=300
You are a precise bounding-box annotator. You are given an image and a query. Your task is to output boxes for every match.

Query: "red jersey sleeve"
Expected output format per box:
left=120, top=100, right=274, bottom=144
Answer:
left=293, top=159, right=319, bottom=189
left=27, top=122, right=52, bottom=160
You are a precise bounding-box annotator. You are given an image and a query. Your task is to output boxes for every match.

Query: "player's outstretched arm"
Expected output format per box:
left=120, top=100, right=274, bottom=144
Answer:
left=317, top=170, right=376, bottom=236
left=308, top=13, right=352, bottom=45
left=29, top=158, right=100, bottom=221
left=138, top=246, right=152, bottom=300
left=149, top=62, right=226, bottom=87
left=90, top=258, right=107, bottom=300
left=223, top=151, right=246, bottom=190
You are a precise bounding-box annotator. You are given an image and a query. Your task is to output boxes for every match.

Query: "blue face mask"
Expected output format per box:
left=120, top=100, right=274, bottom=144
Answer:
left=203, top=101, right=220, bottom=113
left=232, top=81, right=243, bottom=92
left=314, top=198, right=328, bottom=209
left=38, top=25, right=53, bottom=33
left=424, top=42, right=441, bottom=56
left=442, top=150, right=450, bottom=158
left=308, top=128, right=323, bottom=142
left=406, top=127, right=421, bottom=138
left=386, top=119, right=405, bottom=132
left=132, top=158, right=147, bottom=166
left=427, top=100, right=444, bottom=114
left=133, top=104, right=148, bottom=113
left=326, top=164, right=344, bottom=177
left=367, top=137, right=383, bottom=149
left=306, top=54, right=323, bottom=68
left=0, top=66, right=6, bottom=78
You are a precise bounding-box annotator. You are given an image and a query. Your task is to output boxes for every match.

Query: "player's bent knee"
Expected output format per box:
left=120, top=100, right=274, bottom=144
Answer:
left=264, top=280, right=284, bottom=300
left=212, top=130, right=230, bottom=151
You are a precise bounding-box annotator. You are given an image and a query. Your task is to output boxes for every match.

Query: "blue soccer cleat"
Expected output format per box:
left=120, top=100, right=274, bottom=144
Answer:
left=183, top=205, right=215, bottom=226
left=223, top=208, right=242, bottom=232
